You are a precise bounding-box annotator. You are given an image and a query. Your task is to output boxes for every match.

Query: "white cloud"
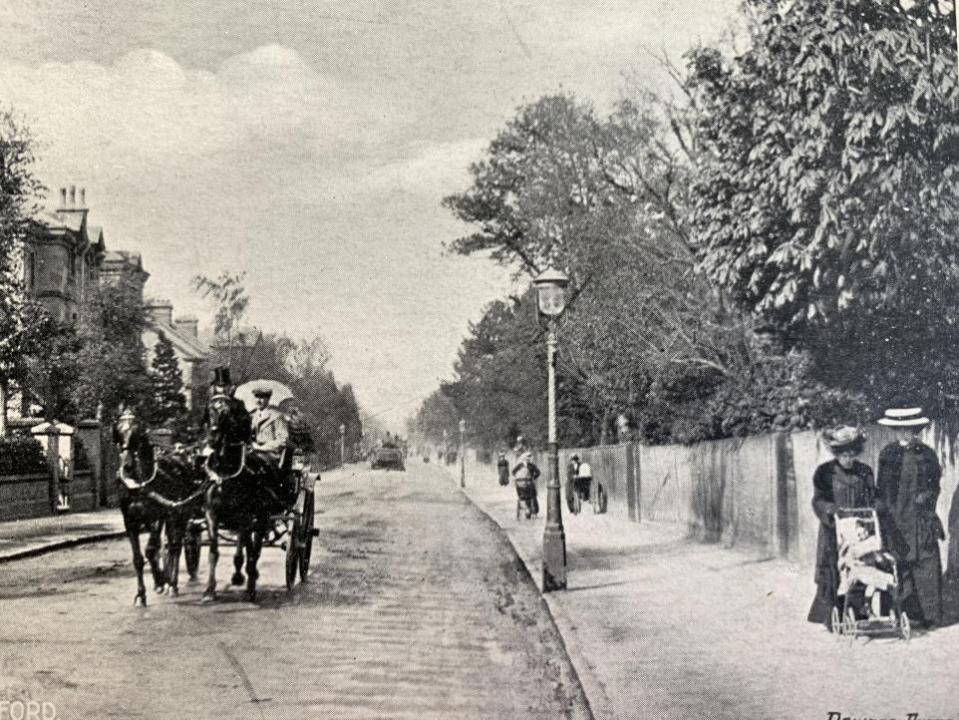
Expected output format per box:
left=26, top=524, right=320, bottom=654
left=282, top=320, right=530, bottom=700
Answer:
left=0, top=45, right=358, bottom=174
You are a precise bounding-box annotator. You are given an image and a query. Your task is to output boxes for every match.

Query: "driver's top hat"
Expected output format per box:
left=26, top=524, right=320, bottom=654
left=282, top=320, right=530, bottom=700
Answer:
left=212, top=366, right=233, bottom=387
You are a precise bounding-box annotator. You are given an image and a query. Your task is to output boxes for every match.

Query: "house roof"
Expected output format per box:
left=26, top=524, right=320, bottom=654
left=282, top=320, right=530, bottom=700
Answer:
left=26, top=208, right=95, bottom=253
left=103, top=249, right=144, bottom=269
left=147, top=319, right=209, bottom=361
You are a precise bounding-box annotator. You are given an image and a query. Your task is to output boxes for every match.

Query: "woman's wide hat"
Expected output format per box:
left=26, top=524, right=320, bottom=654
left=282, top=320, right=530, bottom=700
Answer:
left=822, top=425, right=865, bottom=451
left=877, top=407, right=930, bottom=427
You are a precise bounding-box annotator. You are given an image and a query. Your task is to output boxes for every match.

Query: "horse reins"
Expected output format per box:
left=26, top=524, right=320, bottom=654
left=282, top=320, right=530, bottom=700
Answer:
left=120, top=451, right=210, bottom=510
left=205, top=443, right=248, bottom=482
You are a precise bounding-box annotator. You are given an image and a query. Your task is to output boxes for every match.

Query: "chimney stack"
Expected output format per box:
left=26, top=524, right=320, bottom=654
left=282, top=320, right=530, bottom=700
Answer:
left=145, top=300, right=174, bottom=327
left=69, top=185, right=76, bottom=206
left=174, top=316, right=199, bottom=338
left=59, top=188, right=67, bottom=208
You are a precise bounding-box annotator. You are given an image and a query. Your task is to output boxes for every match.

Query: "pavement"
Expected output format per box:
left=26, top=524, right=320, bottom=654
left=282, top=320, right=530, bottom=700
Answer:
left=451, top=460, right=959, bottom=720
left=0, top=507, right=126, bottom=563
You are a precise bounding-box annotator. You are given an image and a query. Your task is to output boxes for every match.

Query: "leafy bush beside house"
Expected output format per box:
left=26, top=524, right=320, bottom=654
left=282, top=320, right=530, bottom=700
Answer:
left=0, top=436, right=47, bottom=475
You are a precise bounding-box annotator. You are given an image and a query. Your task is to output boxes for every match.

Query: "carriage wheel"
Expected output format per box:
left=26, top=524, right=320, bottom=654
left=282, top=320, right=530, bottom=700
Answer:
left=830, top=607, right=842, bottom=636
left=299, top=492, right=315, bottom=582
left=285, top=514, right=301, bottom=592
left=899, top=611, right=911, bottom=642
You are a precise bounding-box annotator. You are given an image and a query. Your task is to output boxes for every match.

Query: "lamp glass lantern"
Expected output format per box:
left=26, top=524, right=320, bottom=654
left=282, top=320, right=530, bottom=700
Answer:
left=533, top=268, right=569, bottom=317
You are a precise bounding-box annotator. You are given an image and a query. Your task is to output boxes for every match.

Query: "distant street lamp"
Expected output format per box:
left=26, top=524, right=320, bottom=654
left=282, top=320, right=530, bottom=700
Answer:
left=442, top=428, right=449, bottom=464
left=339, top=423, right=346, bottom=467
left=459, top=419, right=466, bottom=488
left=533, top=267, right=569, bottom=592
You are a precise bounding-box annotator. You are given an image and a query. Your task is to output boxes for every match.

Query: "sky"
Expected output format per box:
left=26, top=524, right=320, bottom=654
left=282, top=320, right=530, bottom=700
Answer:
left=0, top=0, right=738, bottom=430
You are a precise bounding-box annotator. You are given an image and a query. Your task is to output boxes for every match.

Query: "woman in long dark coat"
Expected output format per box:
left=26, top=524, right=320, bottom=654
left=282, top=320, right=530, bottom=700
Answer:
left=876, top=407, right=944, bottom=629
left=807, top=426, right=876, bottom=626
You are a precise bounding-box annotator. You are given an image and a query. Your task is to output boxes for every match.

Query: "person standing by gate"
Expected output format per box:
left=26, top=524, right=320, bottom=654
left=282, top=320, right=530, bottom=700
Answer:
left=876, top=407, right=944, bottom=629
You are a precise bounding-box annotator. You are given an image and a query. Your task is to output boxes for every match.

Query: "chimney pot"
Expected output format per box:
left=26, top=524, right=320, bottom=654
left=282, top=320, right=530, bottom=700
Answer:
left=59, top=188, right=67, bottom=208
left=69, top=186, right=76, bottom=206
left=79, top=188, right=86, bottom=207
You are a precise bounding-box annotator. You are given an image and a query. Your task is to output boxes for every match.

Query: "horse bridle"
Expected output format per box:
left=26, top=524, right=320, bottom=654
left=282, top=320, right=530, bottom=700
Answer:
left=117, top=421, right=159, bottom=490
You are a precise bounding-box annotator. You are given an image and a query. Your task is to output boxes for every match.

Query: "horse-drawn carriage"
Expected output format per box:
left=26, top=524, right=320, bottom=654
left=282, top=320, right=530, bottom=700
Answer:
left=116, top=379, right=319, bottom=605
left=183, top=443, right=319, bottom=594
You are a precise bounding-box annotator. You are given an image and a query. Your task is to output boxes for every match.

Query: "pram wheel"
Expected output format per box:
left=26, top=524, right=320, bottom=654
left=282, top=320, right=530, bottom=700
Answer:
left=830, top=607, right=842, bottom=636
left=843, top=607, right=857, bottom=639
left=899, top=611, right=911, bottom=642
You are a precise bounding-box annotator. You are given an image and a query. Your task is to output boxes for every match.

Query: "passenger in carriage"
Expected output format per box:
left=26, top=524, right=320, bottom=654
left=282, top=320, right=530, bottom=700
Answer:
left=249, top=387, right=293, bottom=504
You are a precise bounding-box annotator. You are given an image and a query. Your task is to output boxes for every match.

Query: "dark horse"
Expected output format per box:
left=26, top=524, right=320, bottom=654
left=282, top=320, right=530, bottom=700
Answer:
left=202, top=392, right=282, bottom=603
left=115, top=416, right=206, bottom=606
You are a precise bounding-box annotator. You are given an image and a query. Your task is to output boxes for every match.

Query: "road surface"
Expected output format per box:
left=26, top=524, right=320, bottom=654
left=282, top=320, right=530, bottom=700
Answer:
left=0, top=463, right=590, bottom=719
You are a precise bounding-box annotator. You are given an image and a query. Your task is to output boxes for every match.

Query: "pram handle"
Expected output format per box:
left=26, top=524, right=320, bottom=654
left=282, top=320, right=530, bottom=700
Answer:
left=834, top=507, right=878, bottom=518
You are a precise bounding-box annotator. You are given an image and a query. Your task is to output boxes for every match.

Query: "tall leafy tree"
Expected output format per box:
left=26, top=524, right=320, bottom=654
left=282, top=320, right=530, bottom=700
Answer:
left=148, top=331, right=187, bottom=425
left=193, top=271, right=250, bottom=350
left=687, top=0, right=959, bottom=412
left=0, top=111, right=44, bottom=435
left=70, top=279, right=152, bottom=420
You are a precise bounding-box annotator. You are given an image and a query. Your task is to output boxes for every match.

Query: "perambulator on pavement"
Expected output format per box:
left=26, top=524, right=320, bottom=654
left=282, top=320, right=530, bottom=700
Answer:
left=568, top=462, right=592, bottom=515
left=831, top=508, right=909, bottom=641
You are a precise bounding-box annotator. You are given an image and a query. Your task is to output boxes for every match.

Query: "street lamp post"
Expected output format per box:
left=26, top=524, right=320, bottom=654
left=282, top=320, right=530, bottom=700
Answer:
left=533, top=267, right=569, bottom=592
left=458, top=418, right=466, bottom=488
left=339, top=423, right=346, bottom=467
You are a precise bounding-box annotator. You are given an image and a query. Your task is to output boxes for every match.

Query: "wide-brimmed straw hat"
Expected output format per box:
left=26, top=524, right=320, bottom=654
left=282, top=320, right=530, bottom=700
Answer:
left=822, top=425, right=865, bottom=453
left=877, top=407, right=930, bottom=427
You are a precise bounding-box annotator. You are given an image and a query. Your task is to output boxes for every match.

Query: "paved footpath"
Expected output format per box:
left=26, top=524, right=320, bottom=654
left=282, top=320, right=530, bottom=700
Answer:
left=0, top=508, right=126, bottom=562
left=0, top=464, right=590, bottom=719
left=456, top=462, right=959, bottom=720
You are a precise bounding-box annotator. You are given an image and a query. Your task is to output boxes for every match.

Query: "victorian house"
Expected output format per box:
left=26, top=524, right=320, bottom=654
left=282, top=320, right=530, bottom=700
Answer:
left=22, top=186, right=104, bottom=324
left=8, top=186, right=208, bottom=425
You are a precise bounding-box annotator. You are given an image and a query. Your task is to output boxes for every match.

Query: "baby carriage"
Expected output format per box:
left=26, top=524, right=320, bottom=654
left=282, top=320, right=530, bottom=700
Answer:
left=831, top=508, right=909, bottom=641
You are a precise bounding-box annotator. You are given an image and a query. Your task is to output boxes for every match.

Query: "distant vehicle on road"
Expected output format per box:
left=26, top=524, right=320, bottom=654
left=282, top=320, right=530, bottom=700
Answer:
left=371, top=444, right=406, bottom=471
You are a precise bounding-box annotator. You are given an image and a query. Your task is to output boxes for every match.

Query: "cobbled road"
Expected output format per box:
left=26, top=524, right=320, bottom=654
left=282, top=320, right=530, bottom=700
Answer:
left=0, top=463, right=590, bottom=719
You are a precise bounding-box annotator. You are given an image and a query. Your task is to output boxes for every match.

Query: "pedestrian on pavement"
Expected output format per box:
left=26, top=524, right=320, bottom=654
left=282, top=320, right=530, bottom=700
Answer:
left=497, top=451, right=510, bottom=486
left=566, top=454, right=581, bottom=513
left=512, top=451, right=540, bottom=517
left=807, top=425, right=876, bottom=627
left=876, top=407, right=944, bottom=629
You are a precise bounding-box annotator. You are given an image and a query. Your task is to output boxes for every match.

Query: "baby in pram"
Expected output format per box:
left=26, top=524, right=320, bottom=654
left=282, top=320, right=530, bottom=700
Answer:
left=836, top=513, right=897, bottom=618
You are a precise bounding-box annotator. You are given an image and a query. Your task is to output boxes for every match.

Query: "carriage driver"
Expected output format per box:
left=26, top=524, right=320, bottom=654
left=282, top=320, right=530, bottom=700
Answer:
left=249, top=387, right=294, bottom=503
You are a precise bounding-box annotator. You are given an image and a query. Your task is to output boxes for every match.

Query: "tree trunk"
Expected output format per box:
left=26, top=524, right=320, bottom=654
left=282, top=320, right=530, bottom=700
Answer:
left=0, top=380, right=7, bottom=438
